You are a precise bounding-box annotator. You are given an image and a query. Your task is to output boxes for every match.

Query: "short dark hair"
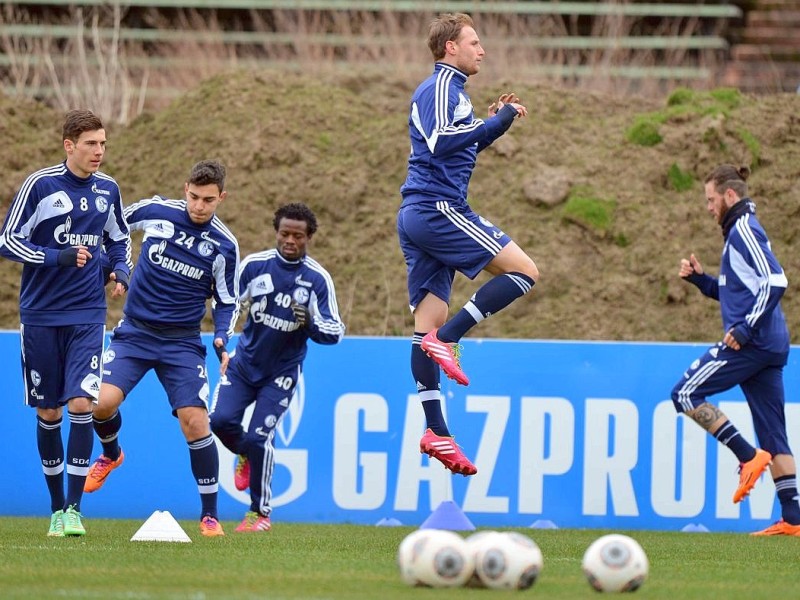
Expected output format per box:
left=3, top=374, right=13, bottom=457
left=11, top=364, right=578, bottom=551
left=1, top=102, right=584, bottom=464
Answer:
left=428, top=13, right=474, bottom=61
left=188, top=160, right=226, bottom=192
left=273, top=202, right=318, bottom=236
left=705, top=164, right=750, bottom=198
left=62, top=109, right=103, bottom=142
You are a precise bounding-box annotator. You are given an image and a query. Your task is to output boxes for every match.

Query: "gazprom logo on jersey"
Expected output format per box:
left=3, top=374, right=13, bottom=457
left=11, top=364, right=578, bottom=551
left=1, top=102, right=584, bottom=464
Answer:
left=91, top=183, right=111, bottom=196
left=53, top=216, right=100, bottom=247
left=148, top=240, right=204, bottom=279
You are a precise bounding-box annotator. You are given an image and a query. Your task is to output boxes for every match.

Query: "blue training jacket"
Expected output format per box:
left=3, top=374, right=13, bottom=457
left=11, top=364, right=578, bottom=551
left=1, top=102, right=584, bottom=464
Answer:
left=229, top=249, right=345, bottom=385
left=122, top=196, right=240, bottom=346
left=400, top=63, right=517, bottom=207
left=686, top=198, right=789, bottom=354
left=0, top=162, right=132, bottom=326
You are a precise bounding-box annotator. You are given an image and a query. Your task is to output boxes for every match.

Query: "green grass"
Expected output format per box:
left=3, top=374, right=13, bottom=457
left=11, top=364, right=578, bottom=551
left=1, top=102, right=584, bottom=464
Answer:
left=561, top=189, right=616, bottom=236
left=735, top=127, right=761, bottom=167
left=1, top=518, right=799, bottom=599
left=667, top=163, right=696, bottom=192
left=626, top=87, right=748, bottom=148
left=626, top=117, right=663, bottom=146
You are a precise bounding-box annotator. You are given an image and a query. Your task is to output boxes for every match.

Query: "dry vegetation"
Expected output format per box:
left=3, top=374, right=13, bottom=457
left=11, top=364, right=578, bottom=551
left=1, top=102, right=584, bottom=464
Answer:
left=0, top=4, right=733, bottom=123
left=1, top=69, right=799, bottom=345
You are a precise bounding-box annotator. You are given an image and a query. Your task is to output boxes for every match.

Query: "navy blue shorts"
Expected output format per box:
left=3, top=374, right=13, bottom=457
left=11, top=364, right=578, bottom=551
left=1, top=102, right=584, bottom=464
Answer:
left=20, top=323, right=104, bottom=408
left=671, top=342, right=792, bottom=456
left=397, top=201, right=511, bottom=310
left=102, top=319, right=210, bottom=414
left=210, top=358, right=300, bottom=446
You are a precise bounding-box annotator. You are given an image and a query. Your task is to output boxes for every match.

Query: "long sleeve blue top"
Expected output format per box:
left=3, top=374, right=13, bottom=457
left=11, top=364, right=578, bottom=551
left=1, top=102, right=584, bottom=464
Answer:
left=122, top=196, right=240, bottom=345
left=400, top=63, right=517, bottom=207
left=686, top=198, right=789, bottom=354
left=229, top=249, right=344, bottom=385
left=0, top=162, right=131, bottom=325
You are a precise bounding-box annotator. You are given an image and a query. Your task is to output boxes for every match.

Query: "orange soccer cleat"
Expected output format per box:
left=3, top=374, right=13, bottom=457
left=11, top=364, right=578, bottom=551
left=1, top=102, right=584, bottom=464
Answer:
left=84, top=450, right=125, bottom=493
left=751, top=520, right=800, bottom=537
left=733, top=448, right=772, bottom=503
left=200, top=515, right=225, bottom=537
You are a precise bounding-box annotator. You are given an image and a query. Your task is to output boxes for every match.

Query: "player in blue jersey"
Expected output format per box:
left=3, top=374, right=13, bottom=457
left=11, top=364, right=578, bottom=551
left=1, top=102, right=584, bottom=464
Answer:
left=397, top=13, right=538, bottom=475
left=209, top=203, right=344, bottom=532
left=0, top=109, right=132, bottom=537
left=82, top=160, right=240, bottom=537
left=673, top=164, right=800, bottom=536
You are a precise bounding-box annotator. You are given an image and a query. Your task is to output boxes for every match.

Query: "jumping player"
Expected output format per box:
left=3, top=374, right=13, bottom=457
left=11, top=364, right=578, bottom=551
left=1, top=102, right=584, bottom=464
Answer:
left=397, top=13, right=538, bottom=475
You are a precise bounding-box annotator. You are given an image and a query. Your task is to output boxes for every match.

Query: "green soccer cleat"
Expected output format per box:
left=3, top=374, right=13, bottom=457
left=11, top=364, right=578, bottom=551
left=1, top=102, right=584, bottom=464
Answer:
left=62, top=506, right=86, bottom=536
left=47, top=510, right=64, bottom=537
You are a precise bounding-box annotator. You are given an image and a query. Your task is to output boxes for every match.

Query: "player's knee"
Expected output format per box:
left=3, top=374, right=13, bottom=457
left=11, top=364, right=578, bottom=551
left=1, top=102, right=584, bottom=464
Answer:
left=523, top=261, right=539, bottom=282
left=208, top=410, right=229, bottom=435
left=68, top=396, right=94, bottom=413
left=178, top=407, right=211, bottom=439
left=505, top=258, right=538, bottom=283
left=96, top=384, right=124, bottom=418
left=37, top=407, right=61, bottom=422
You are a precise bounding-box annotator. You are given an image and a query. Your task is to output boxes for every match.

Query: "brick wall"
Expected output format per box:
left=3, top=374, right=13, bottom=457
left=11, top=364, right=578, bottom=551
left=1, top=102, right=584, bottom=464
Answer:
left=724, top=0, right=800, bottom=93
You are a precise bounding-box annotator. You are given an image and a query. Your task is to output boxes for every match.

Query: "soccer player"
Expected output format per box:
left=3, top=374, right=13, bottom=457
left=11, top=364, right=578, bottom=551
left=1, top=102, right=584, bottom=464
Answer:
left=0, top=109, right=132, bottom=537
left=209, top=203, right=344, bottom=532
left=397, top=13, right=538, bottom=475
left=83, top=160, right=240, bottom=537
left=672, top=164, right=800, bottom=536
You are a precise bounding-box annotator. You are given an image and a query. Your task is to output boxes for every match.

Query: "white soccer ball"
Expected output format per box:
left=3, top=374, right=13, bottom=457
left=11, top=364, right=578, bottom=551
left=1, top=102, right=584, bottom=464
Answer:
left=397, top=529, right=473, bottom=587
left=464, top=530, right=504, bottom=587
left=472, top=531, right=543, bottom=590
left=397, top=529, right=430, bottom=586
left=581, top=534, right=649, bottom=593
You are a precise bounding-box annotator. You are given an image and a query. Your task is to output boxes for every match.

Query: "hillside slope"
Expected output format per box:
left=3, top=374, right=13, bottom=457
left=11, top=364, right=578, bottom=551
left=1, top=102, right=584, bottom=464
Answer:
left=1, top=70, right=799, bottom=343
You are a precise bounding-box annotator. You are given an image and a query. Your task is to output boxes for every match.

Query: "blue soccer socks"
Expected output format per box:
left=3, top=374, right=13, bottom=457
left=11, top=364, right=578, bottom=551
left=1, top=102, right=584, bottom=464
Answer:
left=92, top=410, right=122, bottom=461
left=713, top=421, right=756, bottom=464
left=439, top=272, right=534, bottom=342
left=189, top=434, right=219, bottom=519
left=412, top=333, right=449, bottom=436
left=37, top=415, right=65, bottom=513
left=65, top=411, right=93, bottom=511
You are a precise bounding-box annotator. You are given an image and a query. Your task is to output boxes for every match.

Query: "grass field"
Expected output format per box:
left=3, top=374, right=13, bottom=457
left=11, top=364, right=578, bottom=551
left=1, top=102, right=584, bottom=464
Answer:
left=1, top=518, right=798, bottom=599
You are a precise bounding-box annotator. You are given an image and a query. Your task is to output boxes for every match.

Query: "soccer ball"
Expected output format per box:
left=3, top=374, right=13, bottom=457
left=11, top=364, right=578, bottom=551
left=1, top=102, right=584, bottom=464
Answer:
left=397, top=529, right=473, bottom=587
left=581, top=534, right=649, bottom=593
left=397, top=529, right=430, bottom=586
left=464, top=530, right=504, bottom=587
left=472, top=531, right=543, bottom=590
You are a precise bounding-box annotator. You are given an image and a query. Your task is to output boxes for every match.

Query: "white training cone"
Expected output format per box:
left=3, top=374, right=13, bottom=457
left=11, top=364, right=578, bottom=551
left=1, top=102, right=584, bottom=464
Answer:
left=131, top=510, right=192, bottom=543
